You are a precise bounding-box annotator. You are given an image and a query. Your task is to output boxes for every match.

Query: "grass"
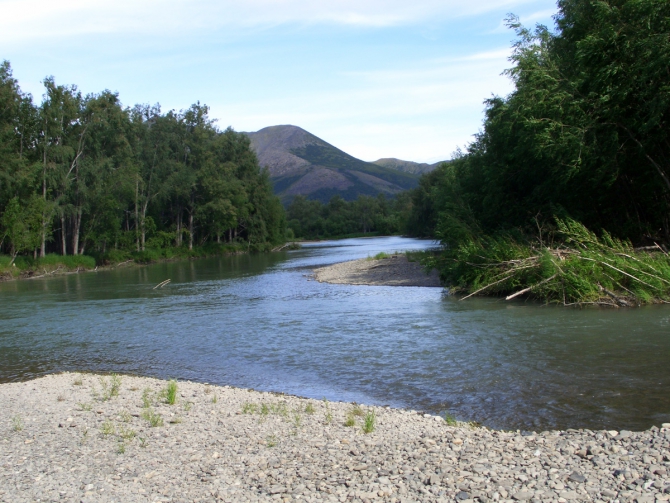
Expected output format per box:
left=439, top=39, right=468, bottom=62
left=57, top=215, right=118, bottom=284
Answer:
left=98, top=374, right=121, bottom=401
left=344, top=414, right=356, bottom=427
left=101, top=420, right=116, bottom=436
left=435, top=218, right=670, bottom=306
left=118, top=410, right=132, bottom=423
left=367, top=252, right=391, bottom=261
left=362, top=411, right=376, bottom=434
left=117, top=442, right=126, bottom=454
left=350, top=404, right=364, bottom=417
left=0, top=254, right=97, bottom=278
left=160, top=380, right=178, bottom=405
left=211, top=394, right=217, bottom=404
left=443, top=412, right=458, bottom=426
left=78, top=402, right=92, bottom=412
left=304, top=403, right=315, bottom=414
left=72, top=375, right=83, bottom=386
left=242, top=403, right=258, bottom=414
left=266, top=434, right=278, bottom=447
left=12, top=416, right=23, bottom=432
left=118, top=425, right=136, bottom=440
left=141, top=408, right=164, bottom=427
left=142, top=388, right=153, bottom=408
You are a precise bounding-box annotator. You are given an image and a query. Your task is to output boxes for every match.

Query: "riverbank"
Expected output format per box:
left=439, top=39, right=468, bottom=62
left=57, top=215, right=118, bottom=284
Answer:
left=1, top=374, right=668, bottom=503
left=0, top=242, right=301, bottom=283
left=313, top=255, right=441, bottom=287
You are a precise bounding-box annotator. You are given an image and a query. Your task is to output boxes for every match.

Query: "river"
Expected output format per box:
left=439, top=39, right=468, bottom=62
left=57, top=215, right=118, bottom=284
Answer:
left=1, top=236, right=668, bottom=432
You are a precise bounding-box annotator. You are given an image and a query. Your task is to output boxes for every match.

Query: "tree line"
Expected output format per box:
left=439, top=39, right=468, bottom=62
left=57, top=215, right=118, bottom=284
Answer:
left=407, top=0, right=670, bottom=248
left=402, top=0, right=670, bottom=303
left=0, top=61, right=285, bottom=265
left=286, top=193, right=413, bottom=240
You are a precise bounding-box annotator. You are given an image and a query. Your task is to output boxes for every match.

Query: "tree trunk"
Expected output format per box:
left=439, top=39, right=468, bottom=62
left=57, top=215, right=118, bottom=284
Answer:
left=71, top=209, right=82, bottom=256
left=176, top=209, right=182, bottom=247
left=141, top=201, right=148, bottom=252
left=188, top=211, right=194, bottom=250
left=61, top=215, right=67, bottom=256
left=135, top=179, right=140, bottom=252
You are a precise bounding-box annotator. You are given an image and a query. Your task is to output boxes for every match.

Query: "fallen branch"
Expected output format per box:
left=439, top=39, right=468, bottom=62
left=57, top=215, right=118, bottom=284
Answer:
left=153, top=279, right=171, bottom=289
left=460, top=273, right=514, bottom=301
left=505, top=274, right=558, bottom=301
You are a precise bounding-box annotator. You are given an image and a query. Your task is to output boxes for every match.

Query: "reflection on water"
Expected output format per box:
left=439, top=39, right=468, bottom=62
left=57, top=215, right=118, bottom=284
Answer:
left=1, top=236, right=669, bottom=431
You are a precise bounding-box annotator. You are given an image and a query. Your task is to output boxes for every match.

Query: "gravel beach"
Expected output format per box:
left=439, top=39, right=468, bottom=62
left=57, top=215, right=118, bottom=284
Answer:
left=1, top=373, right=669, bottom=503
left=313, top=256, right=441, bottom=287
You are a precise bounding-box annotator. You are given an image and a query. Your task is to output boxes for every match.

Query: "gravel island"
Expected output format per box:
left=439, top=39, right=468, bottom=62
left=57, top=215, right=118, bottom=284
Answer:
left=1, top=373, right=669, bottom=503
left=313, top=256, right=441, bottom=287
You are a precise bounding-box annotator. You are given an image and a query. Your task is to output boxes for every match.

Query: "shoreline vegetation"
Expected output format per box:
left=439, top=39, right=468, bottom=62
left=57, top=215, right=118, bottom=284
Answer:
left=0, top=241, right=302, bottom=282
left=1, top=373, right=669, bottom=502
left=418, top=219, right=670, bottom=307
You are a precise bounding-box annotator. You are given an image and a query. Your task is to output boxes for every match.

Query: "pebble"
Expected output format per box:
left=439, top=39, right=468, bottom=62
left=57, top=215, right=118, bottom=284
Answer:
left=1, top=373, right=669, bottom=503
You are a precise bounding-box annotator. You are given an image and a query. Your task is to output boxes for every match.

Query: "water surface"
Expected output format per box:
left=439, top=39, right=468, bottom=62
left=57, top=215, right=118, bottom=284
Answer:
left=1, top=236, right=668, bottom=431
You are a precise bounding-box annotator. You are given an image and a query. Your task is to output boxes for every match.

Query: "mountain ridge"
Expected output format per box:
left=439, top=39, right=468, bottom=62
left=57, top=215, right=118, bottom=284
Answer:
left=245, top=125, right=442, bottom=203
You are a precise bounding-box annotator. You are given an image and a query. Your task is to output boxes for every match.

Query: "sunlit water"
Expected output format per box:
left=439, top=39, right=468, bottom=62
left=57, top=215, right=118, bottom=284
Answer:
left=1, top=236, right=669, bottom=431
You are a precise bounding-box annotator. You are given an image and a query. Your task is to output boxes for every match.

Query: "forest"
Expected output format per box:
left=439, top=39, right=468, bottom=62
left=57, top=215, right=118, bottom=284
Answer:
left=0, top=62, right=286, bottom=273
left=286, top=193, right=413, bottom=240
left=405, top=0, right=670, bottom=305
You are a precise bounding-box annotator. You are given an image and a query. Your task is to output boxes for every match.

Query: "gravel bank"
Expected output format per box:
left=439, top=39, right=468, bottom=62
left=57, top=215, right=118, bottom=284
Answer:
left=1, top=374, right=669, bottom=503
left=313, top=256, right=441, bottom=287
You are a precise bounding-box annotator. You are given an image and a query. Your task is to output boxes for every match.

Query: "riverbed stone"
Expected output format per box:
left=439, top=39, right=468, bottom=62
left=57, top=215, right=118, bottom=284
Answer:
left=1, top=373, right=668, bottom=503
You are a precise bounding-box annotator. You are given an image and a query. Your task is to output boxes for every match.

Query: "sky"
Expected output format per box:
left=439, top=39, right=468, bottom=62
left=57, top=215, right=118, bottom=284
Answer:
left=1, top=0, right=558, bottom=163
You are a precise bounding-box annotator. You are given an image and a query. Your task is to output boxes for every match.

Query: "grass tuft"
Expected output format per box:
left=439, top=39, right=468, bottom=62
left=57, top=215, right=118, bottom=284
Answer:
left=362, top=411, right=376, bottom=434
left=12, top=416, right=23, bottom=432
left=141, top=408, right=164, bottom=427
left=161, top=380, right=178, bottom=405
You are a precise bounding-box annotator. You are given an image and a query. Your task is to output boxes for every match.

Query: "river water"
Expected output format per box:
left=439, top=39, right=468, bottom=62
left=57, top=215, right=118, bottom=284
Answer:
left=1, top=236, right=669, bottom=432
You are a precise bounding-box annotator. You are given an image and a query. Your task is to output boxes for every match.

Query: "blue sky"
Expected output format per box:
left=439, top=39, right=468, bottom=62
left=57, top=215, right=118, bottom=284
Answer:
left=2, top=0, right=558, bottom=163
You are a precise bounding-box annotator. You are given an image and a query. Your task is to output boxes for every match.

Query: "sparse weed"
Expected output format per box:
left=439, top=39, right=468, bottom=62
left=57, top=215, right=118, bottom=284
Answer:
left=351, top=405, right=364, bottom=417
left=443, top=412, right=457, bottom=426
left=260, top=403, right=269, bottom=416
left=266, top=434, right=278, bottom=447
left=57, top=394, right=65, bottom=402
left=118, top=425, right=136, bottom=440
left=160, top=380, right=178, bottom=405
left=211, top=394, right=217, bottom=404
left=101, top=420, right=116, bottom=436
left=362, top=411, right=376, bottom=434
left=117, top=442, right=126, bottom=454
left=242, top=402, right=258, bottom=414
left=169, top=416, right=183, bottom=424
left=204, top=386, right=211, bottom=394
left=293, top=412, right=302, bottom=428
left=139, top=437, right=148, bottom=448
left=81, top=428, right=89, bottom=444
left=141, top=408, right=163, bottom=427
left=141, top=388, right=153, bottom=408
left=183, top=401, right=192, bottom=412
left=304, top=403, right=315, bottom=414
left=118, top=410, right=132, bottom=423
left=78, top=402, right=92, bottom=412
left=73, top=375, right=83, bottom=386
left=12, top=416, right=23, bottom=432
left=323, top=398, right=333, bottom=424
left=99, top=374, right=121, bottom=401
left=344, top=413, right=356, bottom=428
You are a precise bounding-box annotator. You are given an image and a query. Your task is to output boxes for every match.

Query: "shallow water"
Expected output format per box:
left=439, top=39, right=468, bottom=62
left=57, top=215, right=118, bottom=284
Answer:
left=1, top=236, right=669, bottom=431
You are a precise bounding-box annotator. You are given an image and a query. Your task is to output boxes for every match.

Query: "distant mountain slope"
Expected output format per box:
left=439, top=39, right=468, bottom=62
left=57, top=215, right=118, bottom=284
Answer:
left=372, top=157, right=445, bottom=175
left=245, top=125, right=421, bottom=203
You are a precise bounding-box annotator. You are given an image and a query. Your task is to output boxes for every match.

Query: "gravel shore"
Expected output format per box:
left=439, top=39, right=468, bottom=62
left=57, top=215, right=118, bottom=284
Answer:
left=313, top=256, right=441, bottom=287
left=2, top=374, right=669, bottom=503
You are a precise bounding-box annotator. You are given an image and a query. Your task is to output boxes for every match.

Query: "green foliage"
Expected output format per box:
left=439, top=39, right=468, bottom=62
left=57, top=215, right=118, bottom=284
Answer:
left=403, top=1, right=670, bottom=304
left=0, top=61, right=287, bottom=263
left=161, top=380, right=178, bottom=405
left=362, top=411, right=376, bottom=434
left=141, top=408, right=164, bottom=427
left=439, top=219, right=670, bottom=305
left=287, top=192, right=412, bottom=239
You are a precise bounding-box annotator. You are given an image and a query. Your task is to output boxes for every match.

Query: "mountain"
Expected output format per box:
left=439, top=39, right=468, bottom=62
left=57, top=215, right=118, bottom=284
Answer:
left=372, top=158, right=444, bottom=175
left=245, top=125, right=422, bottom=203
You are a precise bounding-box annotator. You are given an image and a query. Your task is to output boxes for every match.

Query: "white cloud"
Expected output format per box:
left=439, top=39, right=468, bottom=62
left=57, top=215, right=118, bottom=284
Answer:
left=209, top=48, right=515, bottom=162
left=0, top=0, right=536, bottom=44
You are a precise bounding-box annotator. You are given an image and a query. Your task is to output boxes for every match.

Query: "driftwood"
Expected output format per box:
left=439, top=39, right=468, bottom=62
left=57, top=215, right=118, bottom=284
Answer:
left=505, top=274, right=558, bottom=301
left=153, top=279, right=171, bottom=289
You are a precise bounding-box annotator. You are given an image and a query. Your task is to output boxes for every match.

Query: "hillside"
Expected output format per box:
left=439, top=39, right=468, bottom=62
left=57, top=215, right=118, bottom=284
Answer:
left=372, top=157, right=443, bottom=175
left=245, top=125, right=421, bottom=203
